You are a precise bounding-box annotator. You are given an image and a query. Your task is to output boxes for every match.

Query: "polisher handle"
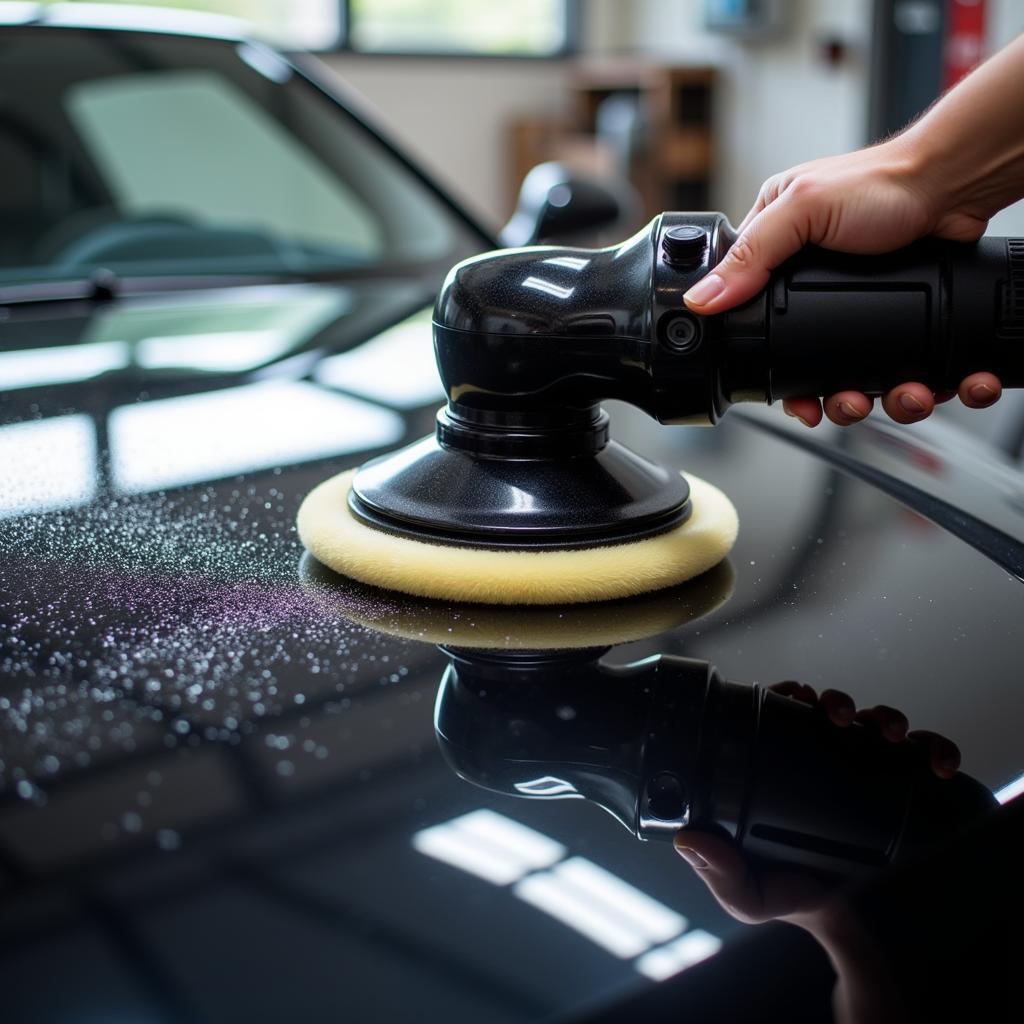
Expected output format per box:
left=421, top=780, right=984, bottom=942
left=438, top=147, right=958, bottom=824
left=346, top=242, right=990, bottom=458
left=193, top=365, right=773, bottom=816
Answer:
left=749, top=236, right=1024, bottom=401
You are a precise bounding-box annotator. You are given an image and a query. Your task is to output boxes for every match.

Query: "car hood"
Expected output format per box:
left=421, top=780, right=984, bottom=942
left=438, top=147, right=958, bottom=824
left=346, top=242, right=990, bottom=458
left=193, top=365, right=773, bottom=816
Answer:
left=1, top=281, right=1022, bottom=1021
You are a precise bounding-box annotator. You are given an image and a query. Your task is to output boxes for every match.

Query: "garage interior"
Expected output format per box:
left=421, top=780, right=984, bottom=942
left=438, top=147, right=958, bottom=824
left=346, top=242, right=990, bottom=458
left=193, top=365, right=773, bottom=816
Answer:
left=0, top=3, right=1022, bottom=1023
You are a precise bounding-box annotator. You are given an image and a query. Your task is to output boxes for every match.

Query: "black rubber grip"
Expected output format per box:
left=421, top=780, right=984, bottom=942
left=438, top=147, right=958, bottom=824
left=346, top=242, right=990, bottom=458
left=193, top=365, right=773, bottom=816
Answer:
left=999, top=238, right=1024, bottom=341
left=765, top=236, right=1024, bottom=400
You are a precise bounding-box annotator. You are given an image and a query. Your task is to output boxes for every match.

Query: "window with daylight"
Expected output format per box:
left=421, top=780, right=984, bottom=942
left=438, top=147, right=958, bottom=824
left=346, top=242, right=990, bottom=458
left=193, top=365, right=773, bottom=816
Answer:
left=46, top=0, right=574, bottom=54
left=42, top=1, right=344, bottom=51
left=348, top=0, right=573, bottom=55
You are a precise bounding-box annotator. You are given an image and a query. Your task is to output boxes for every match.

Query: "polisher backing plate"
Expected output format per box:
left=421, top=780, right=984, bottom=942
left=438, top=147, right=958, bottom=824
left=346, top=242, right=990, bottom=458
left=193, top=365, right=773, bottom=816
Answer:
left=297, top=469, right=738, bottom=605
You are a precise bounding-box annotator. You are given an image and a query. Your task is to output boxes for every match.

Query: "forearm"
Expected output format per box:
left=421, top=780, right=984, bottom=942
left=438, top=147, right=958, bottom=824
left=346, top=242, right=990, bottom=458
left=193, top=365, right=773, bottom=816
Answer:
left=902, top=33, right=1024, bottom=222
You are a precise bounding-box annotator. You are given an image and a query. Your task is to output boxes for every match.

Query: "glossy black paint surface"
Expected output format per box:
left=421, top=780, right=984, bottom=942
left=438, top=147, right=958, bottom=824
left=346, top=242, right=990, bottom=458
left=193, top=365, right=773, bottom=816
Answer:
left=2, top=274, right=1024, bottom=1021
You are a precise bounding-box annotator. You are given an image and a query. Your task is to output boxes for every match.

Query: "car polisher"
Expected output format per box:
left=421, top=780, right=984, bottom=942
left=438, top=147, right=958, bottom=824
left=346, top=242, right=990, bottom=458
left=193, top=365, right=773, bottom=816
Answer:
left=436, top=644, right=998, bottom=878
left=298, top=213, right=1024, bottom=603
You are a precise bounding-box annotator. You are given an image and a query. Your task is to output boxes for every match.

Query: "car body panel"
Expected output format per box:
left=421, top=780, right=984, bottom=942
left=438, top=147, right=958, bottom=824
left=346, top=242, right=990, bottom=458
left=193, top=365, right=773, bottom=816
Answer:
left=1, top=282, right=1022, bottom=1022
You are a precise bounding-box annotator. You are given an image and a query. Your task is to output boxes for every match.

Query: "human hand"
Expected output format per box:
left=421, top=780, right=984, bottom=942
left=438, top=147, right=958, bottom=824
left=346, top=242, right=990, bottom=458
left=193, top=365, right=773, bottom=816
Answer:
left=682, top=141, right=1002, bottom=427
left=673, top=681, right=960, bottom=928
left=673, top=682, right=959, bottom=1023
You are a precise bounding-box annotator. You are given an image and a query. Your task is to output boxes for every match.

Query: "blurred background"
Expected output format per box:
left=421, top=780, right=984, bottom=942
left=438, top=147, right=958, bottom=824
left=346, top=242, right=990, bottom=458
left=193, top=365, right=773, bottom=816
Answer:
left=37, top=0, right=1021, bottom=238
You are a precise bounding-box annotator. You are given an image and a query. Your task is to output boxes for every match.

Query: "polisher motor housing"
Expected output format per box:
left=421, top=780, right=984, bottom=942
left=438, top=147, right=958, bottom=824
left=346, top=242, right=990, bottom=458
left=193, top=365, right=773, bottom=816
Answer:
left=348, top=213, right=1023, bottom=551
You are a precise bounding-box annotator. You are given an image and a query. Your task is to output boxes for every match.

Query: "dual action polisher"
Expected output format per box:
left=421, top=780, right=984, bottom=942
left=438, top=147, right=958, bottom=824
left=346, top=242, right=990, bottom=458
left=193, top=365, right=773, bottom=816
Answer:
left=299, top=214, right=1024, bottom=603
left=436, top=646, right=997, bottom=878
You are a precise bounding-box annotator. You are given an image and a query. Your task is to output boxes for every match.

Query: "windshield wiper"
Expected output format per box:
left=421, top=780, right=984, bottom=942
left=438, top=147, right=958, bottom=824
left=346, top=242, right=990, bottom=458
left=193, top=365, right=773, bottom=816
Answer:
left=0, top=269, right=121, bottom=308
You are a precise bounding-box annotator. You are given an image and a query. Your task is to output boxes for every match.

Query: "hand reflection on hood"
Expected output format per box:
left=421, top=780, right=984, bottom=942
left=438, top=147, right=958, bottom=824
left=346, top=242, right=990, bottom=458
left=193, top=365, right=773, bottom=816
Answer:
left=674, top=682, right=963, bottom=1023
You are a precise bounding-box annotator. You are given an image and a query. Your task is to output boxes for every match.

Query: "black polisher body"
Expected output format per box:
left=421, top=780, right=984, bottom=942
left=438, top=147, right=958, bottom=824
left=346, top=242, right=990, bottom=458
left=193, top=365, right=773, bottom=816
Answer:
left=351, top=214, right=1023, bottom=549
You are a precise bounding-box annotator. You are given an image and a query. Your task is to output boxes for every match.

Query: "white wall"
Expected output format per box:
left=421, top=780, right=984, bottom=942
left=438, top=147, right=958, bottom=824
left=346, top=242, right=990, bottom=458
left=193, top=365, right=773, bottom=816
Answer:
left=316, top=56, right=572, bottom=230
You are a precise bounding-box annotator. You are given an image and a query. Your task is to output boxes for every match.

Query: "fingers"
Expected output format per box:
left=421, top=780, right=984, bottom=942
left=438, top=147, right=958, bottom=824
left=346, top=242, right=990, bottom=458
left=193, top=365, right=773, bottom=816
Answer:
left=823, top=391, right=872, bottom=426
left=820, top=688, right=856, bottom=726
left=737, top=174, right=782, bottom=233
left=674, top=828, right=827, bottom=924
left=959, top=372, right=1001, bottom=408
left=853, top=709, right=960, bottom=779
left=770, top=683, right=857, bottom=728
left=737, top=195, right=766, bottom=235
left=907, top=729, right=961, bottom=778
left=785, top=376, right=998, bottom=429
left=854, top=704, right=909, bottom=742
left=880, top=382, right=935, bottom=424
left=769, top=680, right=818, bottom=704
left=673, top=829, right=764, bottom=923
left=882, top=376, right=1002, bottom=422
left=782, top=397, right=823, bottom=427
left=684, top=196, right=809, bottom=315
left=783, top=392, right=875, bottom=429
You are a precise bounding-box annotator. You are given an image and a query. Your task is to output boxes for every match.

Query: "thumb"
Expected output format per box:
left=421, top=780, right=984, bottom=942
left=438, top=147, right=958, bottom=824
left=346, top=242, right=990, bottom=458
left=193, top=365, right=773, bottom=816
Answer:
left=674, top=829, right=764, bottom=921
left=683, top=199, right=809, bottom=315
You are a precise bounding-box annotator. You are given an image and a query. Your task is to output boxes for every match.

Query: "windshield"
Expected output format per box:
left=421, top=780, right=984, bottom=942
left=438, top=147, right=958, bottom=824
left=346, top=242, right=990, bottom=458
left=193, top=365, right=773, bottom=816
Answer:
left=0, top=26, right=486, bottom=286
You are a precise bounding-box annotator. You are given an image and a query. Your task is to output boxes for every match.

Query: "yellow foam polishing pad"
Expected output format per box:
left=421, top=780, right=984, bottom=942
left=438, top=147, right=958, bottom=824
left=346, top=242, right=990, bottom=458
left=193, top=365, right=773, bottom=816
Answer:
left=296, top=469, right=738, bottom=606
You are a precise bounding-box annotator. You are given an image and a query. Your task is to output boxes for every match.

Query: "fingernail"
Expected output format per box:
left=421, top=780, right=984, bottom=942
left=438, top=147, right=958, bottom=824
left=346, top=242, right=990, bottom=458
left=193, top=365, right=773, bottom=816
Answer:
left=797, top=415, right=814, bottom=428
left=899, top=392, right=925, bottom=414
left=940, top=756, right=958, bottom=775
left=673, top=840, right=708, bottom=868
left=838, top=401, right=863, bottom=421
left=969, top=383, right=996, bottom=403
left=683, top=273, right=725, bottom=307
left=783, top=406, right=795, bottom=418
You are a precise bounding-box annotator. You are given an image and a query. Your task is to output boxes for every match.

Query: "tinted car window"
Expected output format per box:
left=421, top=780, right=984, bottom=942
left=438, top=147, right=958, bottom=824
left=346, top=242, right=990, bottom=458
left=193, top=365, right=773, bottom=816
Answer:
left=66, top=69, right=383, bottom=259
left=0, top=29, right=480, bottom=284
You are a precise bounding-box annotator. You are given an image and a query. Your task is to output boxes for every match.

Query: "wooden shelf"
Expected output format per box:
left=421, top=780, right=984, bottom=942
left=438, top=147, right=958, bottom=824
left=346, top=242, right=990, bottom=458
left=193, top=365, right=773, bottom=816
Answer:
left=508, top=61, right=716, bottom=224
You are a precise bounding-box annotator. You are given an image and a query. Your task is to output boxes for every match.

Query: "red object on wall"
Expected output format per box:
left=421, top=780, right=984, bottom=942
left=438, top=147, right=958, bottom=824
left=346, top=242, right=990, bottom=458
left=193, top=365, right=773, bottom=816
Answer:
left=943, top=0, right=987, bottom=89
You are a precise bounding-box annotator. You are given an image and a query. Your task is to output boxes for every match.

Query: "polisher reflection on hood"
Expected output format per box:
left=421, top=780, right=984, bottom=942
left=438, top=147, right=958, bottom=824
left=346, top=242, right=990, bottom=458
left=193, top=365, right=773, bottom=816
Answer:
left=298, top=212, right=1024, bottom=604
left=435, top=643, right=996, bottom=877
left=296, top=557, right=995, bottom=879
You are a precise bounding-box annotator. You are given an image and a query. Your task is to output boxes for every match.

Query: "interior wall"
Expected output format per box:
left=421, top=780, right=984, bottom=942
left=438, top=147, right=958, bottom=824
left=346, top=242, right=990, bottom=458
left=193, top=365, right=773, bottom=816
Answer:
left=317, top=0, right=1024, bottom=234
left=315, top=54, right=571, bottom=231
left=315, top=0, right=630, bottom=230
left=625, top=0, right=873, bottom=223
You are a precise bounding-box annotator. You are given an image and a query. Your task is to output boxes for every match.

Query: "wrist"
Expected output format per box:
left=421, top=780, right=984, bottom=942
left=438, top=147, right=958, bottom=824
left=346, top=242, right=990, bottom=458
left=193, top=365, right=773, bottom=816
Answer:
left=883, top=126, right=963, bottom=226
